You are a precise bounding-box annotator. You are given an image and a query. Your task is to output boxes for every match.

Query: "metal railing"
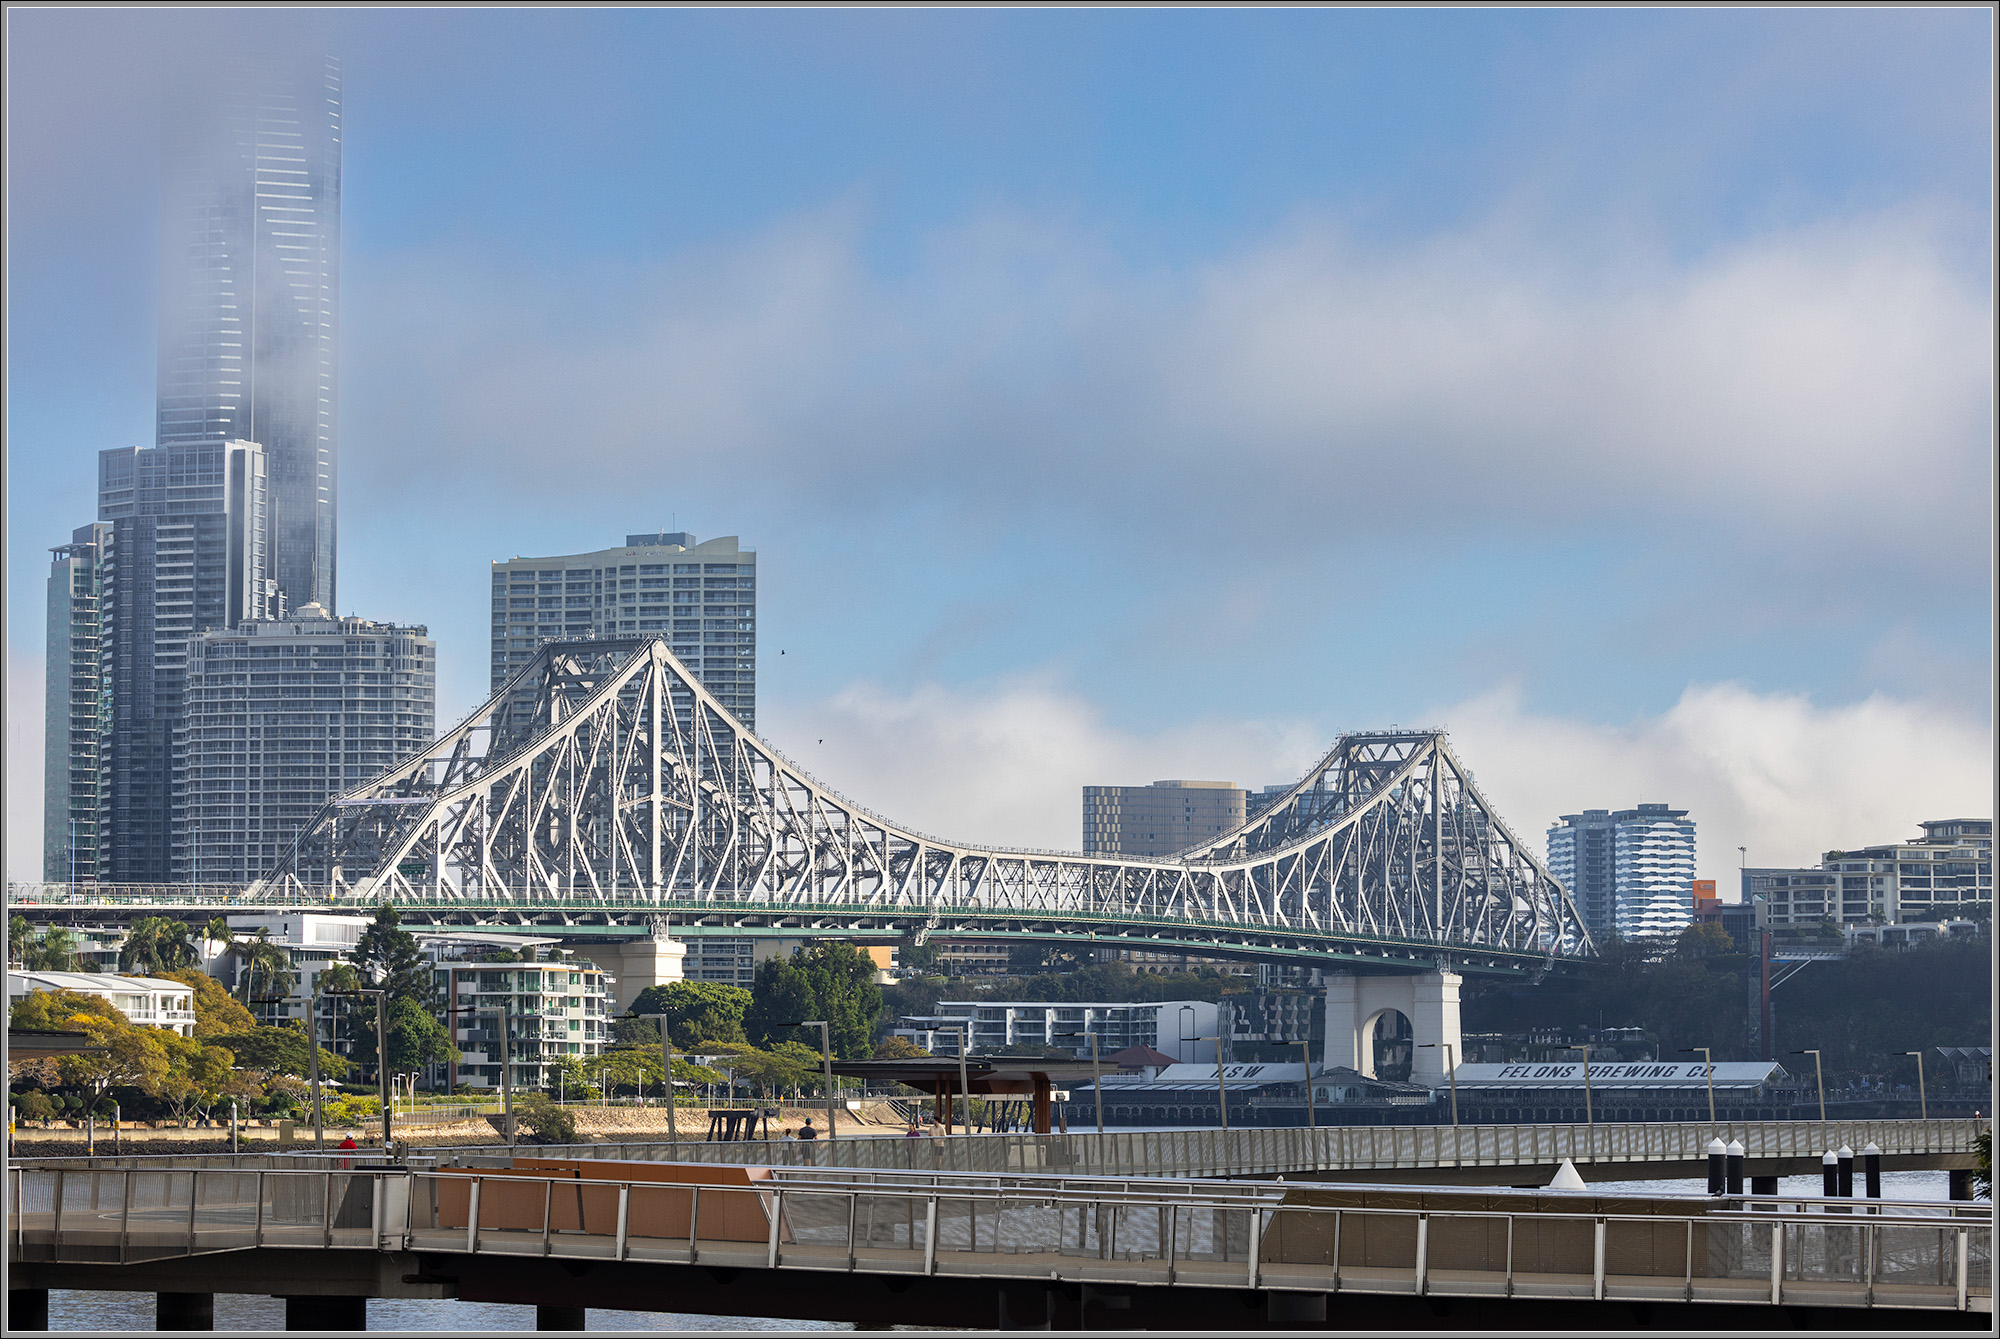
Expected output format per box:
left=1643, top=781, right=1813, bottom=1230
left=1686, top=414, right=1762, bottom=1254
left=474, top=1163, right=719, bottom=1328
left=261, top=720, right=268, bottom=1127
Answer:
left=426, top=1117, right=1986, bottom=1178
left=9, top=1163, right=1987, bottom=1312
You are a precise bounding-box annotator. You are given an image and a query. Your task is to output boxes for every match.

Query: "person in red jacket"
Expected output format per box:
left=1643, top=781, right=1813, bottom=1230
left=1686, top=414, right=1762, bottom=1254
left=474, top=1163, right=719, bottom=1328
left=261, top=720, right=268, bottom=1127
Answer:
left=337, top=1133, right=357, bottom=1169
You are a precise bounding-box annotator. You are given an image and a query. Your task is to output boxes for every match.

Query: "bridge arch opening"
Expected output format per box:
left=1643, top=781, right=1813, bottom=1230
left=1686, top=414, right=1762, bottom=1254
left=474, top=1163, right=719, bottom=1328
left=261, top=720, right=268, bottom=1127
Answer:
left=1363, top=1008, right=1413, bottom=1082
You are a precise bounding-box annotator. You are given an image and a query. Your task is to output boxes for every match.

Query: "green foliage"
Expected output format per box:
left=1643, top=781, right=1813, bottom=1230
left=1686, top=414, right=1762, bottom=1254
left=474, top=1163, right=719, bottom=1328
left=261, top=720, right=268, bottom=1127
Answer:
left=896, top=941, right=945, bottom=977
left=158, top=968, right=258, bottom=1037
left=543, top=1055, right=601, bottom=1101
left=318, top=1093, right=380, bottom=1126
left=234, top=935, right=295, bottom=1002
left=118, top=917, right=199, bottom=974
left=154, top=1034, right=238, bottom=1126
left=1674, top=922, right=1736, bottom=959
left=873, top=1035, right=931, bottom=1060
left=630, top=981, right=752, bottom=1049
left=513, top=1093, right=578, bottom=1144
left=350, top=903, right=430, bottom=1000
left=23, top=925, right=82, bottom=972
left=746, top=942, right=881, bottom=1057
left=586, top=1048, right=665, bottom=1096
left=15, top=1090, right=57, bottom=1124
left=8, top=915, right=30, bottom=967
left=209, top=1025, right=349, bottom=1080
left=347, top=995, right=458, bottom=1079
left=1976, top=1129, right=1991, bottom=1200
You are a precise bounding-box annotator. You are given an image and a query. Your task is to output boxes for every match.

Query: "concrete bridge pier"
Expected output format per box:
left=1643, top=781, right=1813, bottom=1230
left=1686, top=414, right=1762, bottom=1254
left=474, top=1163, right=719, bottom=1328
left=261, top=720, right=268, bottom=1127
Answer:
left=538, top=1303, right=587, bottom=1329
left=574, top=933, right=686, bottom=1013
left=156, top=1292, right=213, bottom=1330
left=1324, top=970, right=1462, bottom=1085
left=9, top=1287, right=49, bottom=1331
left=284, top=1294, right=367, bottom=1331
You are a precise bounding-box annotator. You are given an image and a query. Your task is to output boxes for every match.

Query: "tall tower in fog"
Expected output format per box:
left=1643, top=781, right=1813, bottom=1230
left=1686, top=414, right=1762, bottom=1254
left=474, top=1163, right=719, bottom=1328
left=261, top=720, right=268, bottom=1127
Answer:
left=157, top=52, right=342, bottom=612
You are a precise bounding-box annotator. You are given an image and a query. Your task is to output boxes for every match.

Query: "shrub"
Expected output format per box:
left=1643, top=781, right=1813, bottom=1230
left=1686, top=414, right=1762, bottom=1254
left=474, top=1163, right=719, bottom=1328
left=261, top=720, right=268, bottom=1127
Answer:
left=514, top=1094, right=578, bottom=1145
left=15, top=1090, right=57, bottom=1125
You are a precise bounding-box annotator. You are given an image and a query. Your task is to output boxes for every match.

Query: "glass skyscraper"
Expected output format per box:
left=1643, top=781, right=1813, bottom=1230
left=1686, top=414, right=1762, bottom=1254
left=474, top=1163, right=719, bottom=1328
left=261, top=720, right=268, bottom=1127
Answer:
left=1547, top=803, right=1697, bottom=941
left=157, top=52, right=342, bottom=613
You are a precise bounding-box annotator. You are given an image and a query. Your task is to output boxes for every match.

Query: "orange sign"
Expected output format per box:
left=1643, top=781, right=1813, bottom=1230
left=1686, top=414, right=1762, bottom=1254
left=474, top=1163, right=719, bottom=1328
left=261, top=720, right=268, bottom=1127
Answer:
left=1692, top=879, right=1717, bottom=905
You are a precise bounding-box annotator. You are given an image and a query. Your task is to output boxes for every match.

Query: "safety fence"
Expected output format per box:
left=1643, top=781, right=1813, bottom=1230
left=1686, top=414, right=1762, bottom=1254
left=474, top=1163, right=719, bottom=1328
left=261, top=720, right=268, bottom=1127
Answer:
left=9, top=1163, right=1988, bottom=1312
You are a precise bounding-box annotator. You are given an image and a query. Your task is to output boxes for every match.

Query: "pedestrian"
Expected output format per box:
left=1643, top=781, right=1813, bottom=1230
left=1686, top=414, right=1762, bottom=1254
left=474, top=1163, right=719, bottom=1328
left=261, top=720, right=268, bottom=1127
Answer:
left=798, top=1118, right=819, bottom=1141
left=337, top=1132, right=357, bottom=1169
left=905, top=1121, right=923, bottom=1138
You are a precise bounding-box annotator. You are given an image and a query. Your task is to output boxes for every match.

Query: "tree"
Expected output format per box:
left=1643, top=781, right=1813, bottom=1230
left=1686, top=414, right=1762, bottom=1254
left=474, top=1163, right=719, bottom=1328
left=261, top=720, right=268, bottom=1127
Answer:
left=24, top=926, right=82, bottom=972
left=119, top=917, right=198, bottom=974
left=203, top=917, right=234, bottom=955
left=745, top=957, right=815, bottom=1046
left=630, top=981, right=752, bottom=1049
left=158, top=968, right=258, bottom=1038
left=209, top=1024, right=349, bottom=1080
left=897, top=942, right=945, bottom=977
left=513, top=1093, right=578, bottom=1144
left=873, top=1035, right=931, bottom=1060
left=154, top=1034, right=238, bottom=1127
left=1010, top=940, right=1087, bottom=975
left=795, top=942, right=882, bottom=1058
left=347, top=995, right=457, bottom=1081
left=1675, top=922, right=1737, bottom=959
left=10, top=991, right=173, bottom=1109
left=235, top=935, right=296, bottom=1002
left=8, top=915, right=30, bottom=967
left=350, top=903, right=430, bottom=1001
left=543, top=1055, right=601, bottom=1101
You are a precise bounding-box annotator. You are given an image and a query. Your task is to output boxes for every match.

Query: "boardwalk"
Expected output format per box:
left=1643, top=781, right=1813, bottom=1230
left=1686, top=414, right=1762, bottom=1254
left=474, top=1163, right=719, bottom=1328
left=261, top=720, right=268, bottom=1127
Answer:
left=9, top=1160, right=1990, bottom=1326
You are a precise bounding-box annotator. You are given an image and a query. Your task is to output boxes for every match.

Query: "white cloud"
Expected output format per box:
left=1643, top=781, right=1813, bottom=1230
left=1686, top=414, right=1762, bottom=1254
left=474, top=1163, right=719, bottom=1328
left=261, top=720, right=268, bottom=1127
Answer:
left=759, top=674, right=1993, bottom=883
left=1437, top=681, right=1995, bottom=881
left=346, top=204, right=1991, bottom=578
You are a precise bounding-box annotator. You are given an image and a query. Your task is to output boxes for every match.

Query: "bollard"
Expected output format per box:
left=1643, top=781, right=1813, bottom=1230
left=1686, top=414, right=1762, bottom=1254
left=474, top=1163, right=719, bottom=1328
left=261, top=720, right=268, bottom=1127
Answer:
left=1725, top=1138, right=1745, bottom=1195
left=231, top=1102, right=240, bottom=1155
left=1822, top=1150, right=1838, bottom=1198
left=1836, top=1144, right=1854, bottom=1198
left=1707, top=1138, right=1726, bottom=1194
left=87, top=1114, right=95, bottom=1157
left=1862, top=1142, right=1882, bottom=1199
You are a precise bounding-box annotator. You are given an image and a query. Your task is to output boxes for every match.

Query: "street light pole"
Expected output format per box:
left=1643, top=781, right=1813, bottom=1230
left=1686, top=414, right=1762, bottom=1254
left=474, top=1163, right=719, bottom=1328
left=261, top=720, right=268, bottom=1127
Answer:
left=1570, top=1044, right=1593, bottom=1127
left=1193, top=1037, right=1229, bottom=1132
left=1901, top=1051, right=1928, bottom=1120
left=803, top=1020, right=837, bottom=1139
left=1681, top=1048, right=1717, bottom=1125
left=1792, top=1049, right=1827, bottom=1123
left=944, top=1025, right=969, bottom=1135
left=307, top=980, right=324, bottom=1150
left=327, top=988, right=390, bottom=1154
left=1089, top=1030, right=1104, bottom=1135
left=637, top=1013, right=677, bottom=1141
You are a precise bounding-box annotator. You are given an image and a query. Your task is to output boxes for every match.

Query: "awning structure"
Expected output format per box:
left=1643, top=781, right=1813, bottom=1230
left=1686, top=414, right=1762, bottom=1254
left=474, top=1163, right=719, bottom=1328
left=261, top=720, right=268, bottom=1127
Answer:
left=6, top=1028, right=105, bottom=1060
left=830, top=1057, right=1137, bottom=1133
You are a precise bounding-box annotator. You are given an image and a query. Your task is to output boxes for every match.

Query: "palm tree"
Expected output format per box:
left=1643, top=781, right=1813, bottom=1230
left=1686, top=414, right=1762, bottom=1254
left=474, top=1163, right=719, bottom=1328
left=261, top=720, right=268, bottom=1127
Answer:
left=25, top=926, right=79, bottom=972
left=237, top=935, right=295, bottom=1004
left=9, top=915, right=32, bottom=967
left=119, top=917, right=198, bottom=975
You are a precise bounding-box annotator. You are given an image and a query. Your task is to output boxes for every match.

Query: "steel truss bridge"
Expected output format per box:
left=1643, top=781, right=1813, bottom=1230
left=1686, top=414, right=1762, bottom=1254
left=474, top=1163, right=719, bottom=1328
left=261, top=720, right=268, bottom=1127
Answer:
left=22, top=639, right=1592, bottom=975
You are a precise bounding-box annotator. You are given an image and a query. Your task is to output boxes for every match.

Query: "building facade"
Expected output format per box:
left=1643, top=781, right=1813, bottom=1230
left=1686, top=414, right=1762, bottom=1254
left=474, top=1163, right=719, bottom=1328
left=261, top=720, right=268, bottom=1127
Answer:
left=895, top=1000, right=1220, bottom=1062
left=440, top=955, right=616, bottom=1093
left=158, top=53, right=342, bottom=613
left=45, top=525, right=112, bottom=881
left=179, top=607, right=434, bottom=884
left=1546, top=803, right=1696, bottom=940
left=1742, top=819, right=1993, bottom=928
left=1082, top=779, right=1247, bottom=859
left=94, top=439, right=279, bottom=882
left=490, top=533, right=757, bottom=728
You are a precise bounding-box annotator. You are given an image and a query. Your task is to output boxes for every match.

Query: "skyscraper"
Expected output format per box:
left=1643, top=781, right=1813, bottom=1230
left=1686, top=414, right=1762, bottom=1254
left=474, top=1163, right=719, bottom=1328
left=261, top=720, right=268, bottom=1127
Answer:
left=1546, top=804, right=1697, bottom=941
left=44, top=525, right=111, bottom=882
left=1082, top=779, right=1248, bottom=858
left=490, top=533, right=758, bottom=728
left=157, top=53, right=342, bottom=613
left=179, top=606, right=434, bottom=885
left=70, top=53, right=343, bottom=883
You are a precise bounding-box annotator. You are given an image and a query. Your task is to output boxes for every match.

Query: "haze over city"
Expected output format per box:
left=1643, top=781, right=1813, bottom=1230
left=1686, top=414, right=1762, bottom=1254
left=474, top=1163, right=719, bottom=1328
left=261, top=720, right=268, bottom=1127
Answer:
left=6, top=8, right=1992, bottom=885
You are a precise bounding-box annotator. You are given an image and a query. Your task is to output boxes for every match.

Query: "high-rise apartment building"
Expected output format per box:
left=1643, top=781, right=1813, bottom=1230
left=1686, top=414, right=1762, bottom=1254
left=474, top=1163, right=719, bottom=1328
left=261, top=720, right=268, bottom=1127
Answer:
left=95, top=440, right=278, bottom=881
left=1743, top=819, right=1993, bottom=929
left=490, top=533, right=758, bottom=728
left=1546, top=804, right=1697, bottom=941
left=178, top=606, right=434, bottom=884
left=1082, top=780, right=1247, bottom=859
left=44, top=525, right=112, bottom=882
left=158, top=53, right=342, bottom=613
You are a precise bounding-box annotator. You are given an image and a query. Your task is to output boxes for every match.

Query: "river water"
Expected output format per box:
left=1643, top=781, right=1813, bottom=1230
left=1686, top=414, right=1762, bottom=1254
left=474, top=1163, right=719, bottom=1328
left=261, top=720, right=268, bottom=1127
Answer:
left=42, top=1170, right=1959, bottom=1330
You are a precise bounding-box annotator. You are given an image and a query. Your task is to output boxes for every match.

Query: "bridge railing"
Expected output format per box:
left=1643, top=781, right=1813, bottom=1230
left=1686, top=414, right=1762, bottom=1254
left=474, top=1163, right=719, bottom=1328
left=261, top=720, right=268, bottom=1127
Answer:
left=431, top=1117, right=1987, bottom=1177
left=10, top=1164, right=1988, bottom=1311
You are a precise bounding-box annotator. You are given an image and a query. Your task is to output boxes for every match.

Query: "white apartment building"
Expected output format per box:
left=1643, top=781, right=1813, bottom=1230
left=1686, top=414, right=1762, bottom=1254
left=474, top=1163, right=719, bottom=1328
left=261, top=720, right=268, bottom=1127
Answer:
left=490, top=533, right=756, bottom=728
left=895, top=1000, right=1219, bottom=1063
left=1548, top=803, right=1696, bottom=940
left=7, top=970, right=198, bottom=1036
left=438, top=954, right=617, bottom=1093
left=1744, top=819, right=1993, bottom=928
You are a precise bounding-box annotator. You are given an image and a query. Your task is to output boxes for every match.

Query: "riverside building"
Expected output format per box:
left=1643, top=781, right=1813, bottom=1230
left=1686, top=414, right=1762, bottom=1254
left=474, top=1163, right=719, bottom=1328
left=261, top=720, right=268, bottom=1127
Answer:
left=1546, top=804, right=1697, bottom=941
left=44, top=526, right=112, bottom=881
left=178, top=606, right=434, bottom=884
left=1082, top=780, right=1247, bottom=858
left=490, top=533, right=757, bottom=728
left=1743, top=819, right=1993, bottom=928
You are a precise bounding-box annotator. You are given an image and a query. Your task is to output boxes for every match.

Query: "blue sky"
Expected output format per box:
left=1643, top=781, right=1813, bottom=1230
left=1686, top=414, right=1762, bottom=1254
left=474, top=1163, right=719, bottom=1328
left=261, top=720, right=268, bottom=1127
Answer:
left=6, top=8, right=1993, bottom=881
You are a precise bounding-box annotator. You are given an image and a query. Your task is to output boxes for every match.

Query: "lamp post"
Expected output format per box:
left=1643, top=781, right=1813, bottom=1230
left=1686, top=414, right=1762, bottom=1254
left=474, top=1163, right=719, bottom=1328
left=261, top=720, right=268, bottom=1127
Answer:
left=631, top=1012, right=677, bottom=1141
left=1681, top=1048, right=1717, bottom=1125
left=1419, top=1042, right=1458, bottom=1126
left=1900, top=1051, right=1928, bottom=1120
left=1089, top=1029, right=1104, bottom=1135
left=1791, top=1049, right=1827, bottom=1124
left=945, top=1025, right=970, bottom=1135
left=800, top=1020, right=837, bottom=1139
left=1570, top=1044, right=1593, bottom=1127
left=1298, top=1039, right=1316, bottom=1129
left=326, top=987, right=390, bottom=1153
left=1193, top=1037, right=1229, bottom=1132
